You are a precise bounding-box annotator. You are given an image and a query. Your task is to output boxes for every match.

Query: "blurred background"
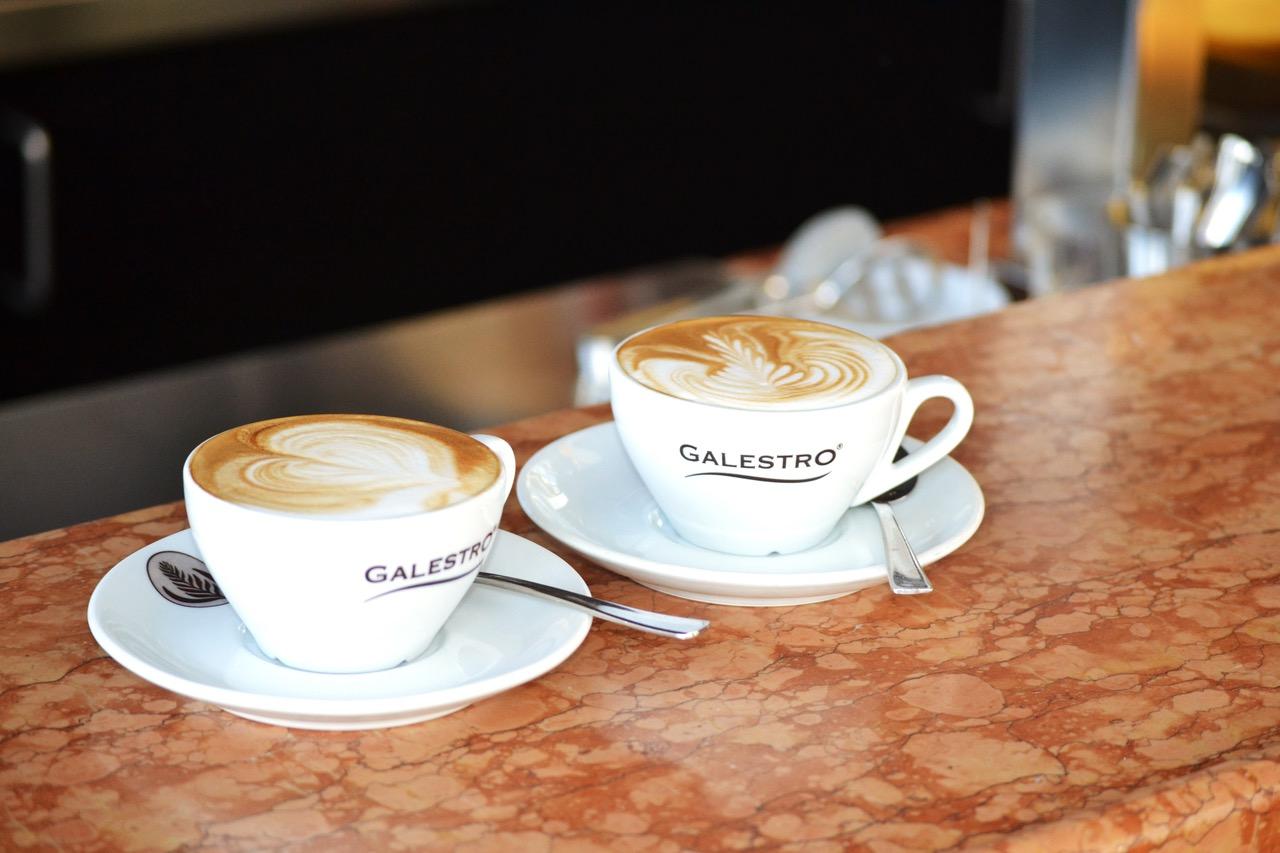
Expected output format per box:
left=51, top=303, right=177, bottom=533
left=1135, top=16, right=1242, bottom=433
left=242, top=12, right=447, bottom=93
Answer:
left=0, top=0, right=1011, bottom=402
left=2, top=0, right=1277, bottom=538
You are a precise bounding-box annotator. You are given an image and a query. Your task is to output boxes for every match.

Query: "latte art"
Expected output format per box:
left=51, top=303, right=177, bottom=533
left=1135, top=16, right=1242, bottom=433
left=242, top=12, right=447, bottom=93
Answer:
left=189, top=415, right=499, bottom=518
left=616, top=316, right=899, bottom=410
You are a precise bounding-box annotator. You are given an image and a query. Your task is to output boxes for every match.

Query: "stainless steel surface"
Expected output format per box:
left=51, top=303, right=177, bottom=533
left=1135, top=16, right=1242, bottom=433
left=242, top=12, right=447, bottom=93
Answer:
left=871, top=500, right=932, bottom=595
left=476, top=571, right=709, bottom=640
left=0, top=264, right=725, bottom=540
left=1011, top=0, right=1137, bottom=237
left=1012, top=0, right=1145, bottom=291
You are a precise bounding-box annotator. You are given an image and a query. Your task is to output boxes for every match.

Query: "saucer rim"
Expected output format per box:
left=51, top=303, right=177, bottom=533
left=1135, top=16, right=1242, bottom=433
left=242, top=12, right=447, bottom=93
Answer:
left=87, top=529, right=592, bottom=718
left=516, top=421, right=984, bottom=593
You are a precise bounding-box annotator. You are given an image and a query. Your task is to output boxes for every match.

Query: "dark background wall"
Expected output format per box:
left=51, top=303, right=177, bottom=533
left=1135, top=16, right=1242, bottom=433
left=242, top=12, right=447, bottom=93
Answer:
left=0, top=0, right=1012, bottom=403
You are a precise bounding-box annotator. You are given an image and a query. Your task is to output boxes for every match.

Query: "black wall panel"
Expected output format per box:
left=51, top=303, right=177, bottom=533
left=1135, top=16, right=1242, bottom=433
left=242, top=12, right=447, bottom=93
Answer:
left=0, top=1, right=1011, bottom=402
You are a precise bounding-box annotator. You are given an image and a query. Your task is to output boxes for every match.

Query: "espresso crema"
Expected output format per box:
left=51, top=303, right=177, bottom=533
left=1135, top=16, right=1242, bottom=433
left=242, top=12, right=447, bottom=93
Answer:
left=188, top=414, right=499, bottom=519
left=616, top=315, right=900, bottom=410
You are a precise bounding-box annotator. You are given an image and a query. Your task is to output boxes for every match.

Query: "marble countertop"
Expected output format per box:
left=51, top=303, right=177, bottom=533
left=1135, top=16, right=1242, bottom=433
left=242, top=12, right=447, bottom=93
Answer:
left=5, top=238, right=1280, bottom=850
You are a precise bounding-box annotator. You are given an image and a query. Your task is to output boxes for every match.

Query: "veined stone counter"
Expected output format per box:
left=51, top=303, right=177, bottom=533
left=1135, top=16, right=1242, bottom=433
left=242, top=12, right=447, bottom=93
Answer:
left=5, top=240, right=1280, bottom=850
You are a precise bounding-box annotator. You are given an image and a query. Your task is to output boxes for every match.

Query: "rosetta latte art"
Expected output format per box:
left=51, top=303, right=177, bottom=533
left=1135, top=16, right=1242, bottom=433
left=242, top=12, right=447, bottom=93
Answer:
left=617, top=316, right=899, bottom=410
left=189, top=415, right=499, bottom=518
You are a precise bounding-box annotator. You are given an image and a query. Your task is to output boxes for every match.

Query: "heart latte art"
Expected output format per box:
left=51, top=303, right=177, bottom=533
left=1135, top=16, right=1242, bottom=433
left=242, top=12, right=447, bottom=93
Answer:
left=188, top=415, right=499, bottom=518
left=616, top=316, right=899, bottom=409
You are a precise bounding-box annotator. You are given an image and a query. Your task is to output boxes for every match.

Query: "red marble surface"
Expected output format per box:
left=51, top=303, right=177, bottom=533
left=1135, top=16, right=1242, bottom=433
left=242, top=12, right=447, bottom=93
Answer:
left=5, top=241, right=1280, bottom=851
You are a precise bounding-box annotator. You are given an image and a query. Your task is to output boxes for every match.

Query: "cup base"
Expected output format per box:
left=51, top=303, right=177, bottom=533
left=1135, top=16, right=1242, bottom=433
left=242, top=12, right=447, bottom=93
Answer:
left=239, top=622, right=449, bottom=675
left=662, top=513, right=836, bottom=557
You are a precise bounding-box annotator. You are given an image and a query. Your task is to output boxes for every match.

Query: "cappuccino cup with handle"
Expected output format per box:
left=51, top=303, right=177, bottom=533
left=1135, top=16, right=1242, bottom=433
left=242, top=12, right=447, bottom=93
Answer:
left=183, top=414, right=516, bottom=673
left=610, top=315, right=973, bottom=556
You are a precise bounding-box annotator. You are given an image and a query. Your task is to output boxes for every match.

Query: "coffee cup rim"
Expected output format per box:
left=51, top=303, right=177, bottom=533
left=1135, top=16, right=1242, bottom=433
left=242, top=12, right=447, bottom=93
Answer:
left=182, top=416, right=505, bottom=524
left=611, top=318, right=907, bottom=413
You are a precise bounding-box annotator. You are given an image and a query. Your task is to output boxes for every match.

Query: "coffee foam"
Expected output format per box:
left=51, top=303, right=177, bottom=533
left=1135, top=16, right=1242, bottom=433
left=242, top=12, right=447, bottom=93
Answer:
left=188, top=415, right=499, bottom=519
left=616, top=315, right=900, bottom=410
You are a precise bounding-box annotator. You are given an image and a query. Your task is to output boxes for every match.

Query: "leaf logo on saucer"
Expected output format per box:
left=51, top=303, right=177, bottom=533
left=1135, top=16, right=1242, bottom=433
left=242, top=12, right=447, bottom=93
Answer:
left=146, top=550, right=227, bottom=608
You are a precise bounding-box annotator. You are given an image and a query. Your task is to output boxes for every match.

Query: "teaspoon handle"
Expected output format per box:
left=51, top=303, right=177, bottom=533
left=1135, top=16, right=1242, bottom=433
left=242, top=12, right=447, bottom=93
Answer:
left=476, top=571, right=710, bottom=639
left=871, top=501, right=933, bottom=594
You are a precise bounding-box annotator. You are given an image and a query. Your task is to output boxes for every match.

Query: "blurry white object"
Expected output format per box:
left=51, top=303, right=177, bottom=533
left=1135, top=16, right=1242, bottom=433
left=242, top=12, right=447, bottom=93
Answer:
left=764, top=206, right=881, bottom=301
left=574, top=205, right=1010, bottom=405
left=767, top=246, right=1009, bottom=339
left=765, top=202, right=1008, bottom=338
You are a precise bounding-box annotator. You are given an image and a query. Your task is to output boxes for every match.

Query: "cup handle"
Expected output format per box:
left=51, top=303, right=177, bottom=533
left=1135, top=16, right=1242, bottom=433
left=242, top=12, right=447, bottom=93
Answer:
left=850, top=375, right=973, bottom=506
left=471, top=434, right=517, bottom=501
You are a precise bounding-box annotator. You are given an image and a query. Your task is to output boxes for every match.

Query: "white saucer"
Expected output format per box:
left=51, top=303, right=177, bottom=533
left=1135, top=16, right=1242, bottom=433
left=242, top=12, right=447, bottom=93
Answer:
left=517, top=423, right=984, bottom=606
left=87, top=529, right=591, bottom=730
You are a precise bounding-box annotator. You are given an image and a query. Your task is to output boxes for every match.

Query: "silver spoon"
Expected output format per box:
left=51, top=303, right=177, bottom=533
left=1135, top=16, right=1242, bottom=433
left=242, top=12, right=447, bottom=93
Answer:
left=476, top=571, right=709, bottom=639
left=870, top=447, right=931, bottom=594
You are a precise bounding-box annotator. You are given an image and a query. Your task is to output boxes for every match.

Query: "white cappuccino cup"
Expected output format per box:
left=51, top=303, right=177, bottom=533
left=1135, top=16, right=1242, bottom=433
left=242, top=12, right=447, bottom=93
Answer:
left=182, top=414, right=515, bottom=673
left=610, top=315, right=973, bottom=556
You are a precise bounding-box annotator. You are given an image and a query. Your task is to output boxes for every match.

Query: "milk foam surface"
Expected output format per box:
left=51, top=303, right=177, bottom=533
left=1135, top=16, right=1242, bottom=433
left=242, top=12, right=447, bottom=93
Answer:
left=617, top=316, right=900, bottom=410
left=189, top=415, right=499, bottom=519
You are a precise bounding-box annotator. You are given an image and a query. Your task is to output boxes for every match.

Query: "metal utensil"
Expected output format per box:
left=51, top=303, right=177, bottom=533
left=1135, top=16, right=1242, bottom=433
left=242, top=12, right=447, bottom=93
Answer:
left=870, top=447, right=930, bottom=594
left=1170, top=182, right=1203, bottom=266
left=1195, top=134, right=1267, bottom=251
left=476, top=571, right=709, bottom=639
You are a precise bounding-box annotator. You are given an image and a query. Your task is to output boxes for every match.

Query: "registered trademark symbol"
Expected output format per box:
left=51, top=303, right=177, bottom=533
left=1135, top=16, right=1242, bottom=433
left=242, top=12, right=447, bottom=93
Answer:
left=837, top=443, right=843, bottom=449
